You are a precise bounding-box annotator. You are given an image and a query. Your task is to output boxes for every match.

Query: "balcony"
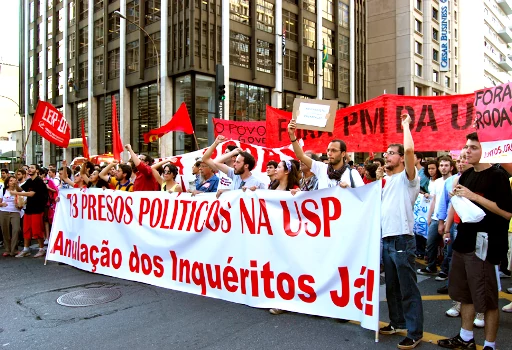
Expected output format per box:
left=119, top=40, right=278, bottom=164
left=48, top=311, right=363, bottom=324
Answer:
left=498, top=27, right=512, bottom=43
left=497, top=0, right=512, bottom=15
left=499, top=56, right=512, bottom=71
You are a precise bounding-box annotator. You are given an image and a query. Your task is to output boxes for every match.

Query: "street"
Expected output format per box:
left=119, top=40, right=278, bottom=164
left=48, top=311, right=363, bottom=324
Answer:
left=1, top=255, right=511, bottom=350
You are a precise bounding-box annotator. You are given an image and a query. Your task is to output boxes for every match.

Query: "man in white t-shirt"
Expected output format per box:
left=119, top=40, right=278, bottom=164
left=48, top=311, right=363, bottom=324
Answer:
left=379, top=113, right=423, bottom=349
left=417, top=156, right=453, bottom=276
left=286, top=120, right=364, bottom=189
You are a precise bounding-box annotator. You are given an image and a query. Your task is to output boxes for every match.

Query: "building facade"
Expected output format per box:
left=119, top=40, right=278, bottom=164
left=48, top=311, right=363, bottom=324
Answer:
left=19, top=0, right=365, bottom=165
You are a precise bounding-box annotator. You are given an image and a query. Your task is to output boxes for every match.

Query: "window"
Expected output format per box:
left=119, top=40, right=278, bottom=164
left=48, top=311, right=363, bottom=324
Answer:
left=433, top=28, right=438, bottom=41
left=433, top=70, right=439, bottom=82
left=230, top=0, right=250, bottom=25
left=78, top=61, right=88, bottom=89
left=126, top=40, right=139, bottom=74
left=48, top=75, right=53, bottom=100
left=283, top=10, right=298, bottom=42
left=303, top=19, right=316, bottom=49
left=58, top=7, right=65, bottom=33
left=38, top=51, right=43, bottom=74
left=455, top=83, right=458, bottom=93
left=432, top=7, right=438, bottom=20
left=230, top=31, right=250, bottom=68
left=284, top=49, right=298, bottom=80
left=303, top=55, right=316, bottom=84
left=30, top=28, right=34, bottom=50
left=454, top=11, right=457, bottom=21
left=108, top=48, right=120, bottom=79
left=145, top=0, right=161, bottom=25
left=69, top=1, right=76, bottom=26
left=256, top=0, right=274, bottom=33
left=94, top=54, right=104, bottom=84
left=68, top=66, right=75, bottom=93
left=323, top=0, right=334, bottom=21
left=415, top=0, right=422, bottom=11
left=68, top=32, right=76, bottom=59
left=47, top=45, right=53, bottom=67
left=324, top=62, right=334, bottom=89
left=94, top=0, right=103, bottom=12
left=58, top=71, right=64, bottom=96
left=339, top=66, right=349, bottom=93
left=432, top=90, right=439, bottom=96
left=339, top=35, right=349, bottom=61
left=454, top=28, right=457, bottom=39
left=303, top=0, right=315, bottom=13
left=145, top=32, right=161, bottom=68
left=229, top=82, right=270, bottom=121
left=455, top=46, right=458, bottom=58
left=339, top=2, right=349, bottom=28
left=415, top=63, right=422, bottom=77
left=415, top=41, right=422, bottom=55
left=445, top=76, right=450, bottom=88
left=94, top=18, right=104, bottom=48
left=256, top=40, right=274, bottom=73
left=29, top=56, right=34, bottom=77
left=455, top=64, right=458, bottom=75
left=79, top=0, right=88, bottom=21
left=415, top=19, right=422, bottom=33
left=322, top=27, right=335, bottom=56
left=433, top=48, right=439, bottom=61
left=78, top=26, right=88, bottom=55
left=47, top=15, right=53, bottom=40
left=108, top=10, right=120, bottom=40
left=127, top=1, right=140, bottom=33
left=414, top=85, right=422, bottom=96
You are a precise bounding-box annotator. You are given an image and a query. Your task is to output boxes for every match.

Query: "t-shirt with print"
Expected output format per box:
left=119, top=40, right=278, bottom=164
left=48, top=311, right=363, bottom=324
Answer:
left=381, top=168, right=420, bottom=238
left=196, top=174, right=219, bottom=193
left=227, top=168, right=266, bottom=190
left=21, top=176, right=47, bottom=214
left=109, top=177, right=134, bottom=192
left=431, top=177, right=447, bottom=220
left=310, top=161, right=364, bottom=189
left=453, top=166, right=512, bottom=265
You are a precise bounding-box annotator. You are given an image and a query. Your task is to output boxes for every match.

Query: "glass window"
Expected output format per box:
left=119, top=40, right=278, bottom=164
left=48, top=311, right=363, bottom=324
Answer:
left=132, top=84, right=159, bottom=155
left=108, top=10, right=120, bottom=40
left=30, top=28, right=34, bottom=50
left=47, top=45, right=53, bottom=67
left=230, top=0, right=250, bottom=25
left=69, top=32, right=76, bottom=59
left=455, top=28, right=457, bottom=39
left=108, top=48, right=120, bottom=79
left=58, top=8, right=65, bottom=33
left=94, top=0, right=103, bottom=12
left=127, top=1, right=140, bottom=33
left=229, top=81, right=270, bottom=121
left=38, top=79, right=44, bottom=101
left=47, top=75, right=53, bottom=100
left=415, top=41, right=422, bottom=55
left=145, top=0, right=161, bottom=25
left=338, top=65, right=349, bottom=94
left=145, top=32, right=160, bottom=68
left=29, top=56, right=34, bottom=77
left=445, top=76, right=450, bottom=88
left=68, top=66, right=75, bottom=93
left=283, top=10, right=298, bottom=43
left=58, top=70, right=64, bottom=96
left=432, top=90, right=439, bottom=96
left=433, top=70, right=439, bottom=82
left=94, top=18, right=104, bottom=48
left=256, top=0, right=274, bottom=33
left=433, top=28, right=438, bottom=41
left=432, top=7, right=438, bottom=20
left=324, top=62, right=334, bottom=89
left=322, top=27, right=334, bottom=56
left=339, top=2, right=349, bottom=28
left=433, top=48, right=439, bottom=61
left=415, top=19, right=422, bottom=33
left=29, top=83, right=34, bottom=106
left=416, top=0, right=422, bottom=11
left=256, top=40, right=274, bottom=73
left=339, top=35, right=349, bottom=61
left=303, top=18, right=315, bottom=49
left=174, top=76, right=192, bottom=154
left=415, top=63, right=422, bottom=77
left=95, top=54, right=104, bottom=84
left=284, top=49, right=298, bottom=80
left=195, top=75, right=216, bottom=149
left=79, top=26, right=88, bottom=55
left=303, top=0, right=315, bottom=13
left=230, top=31, right=251, bottom=68
left=323, top=0, right=334, bottom=21
left=29, top=1, right=35, bottom=22
left=303, top=55, right=316, bottom=84
left=415, top=85, right=422, bottom=96
left=79, top=0, right=88, bottom=21
left=38, top=51, right=43, bottom=74
left=69, top=1, right=76, bottom=26
left=127, top=40, right=139, bottom=74
left=78, top=61, right=88, bottom=89
left=38, top=23, right=44, bottom=46
left=455, top=64, right=458, bottom=75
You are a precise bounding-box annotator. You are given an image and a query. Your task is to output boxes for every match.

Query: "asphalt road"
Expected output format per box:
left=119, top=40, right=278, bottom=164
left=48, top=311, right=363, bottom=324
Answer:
left=1, top=255, right=511, bottom=350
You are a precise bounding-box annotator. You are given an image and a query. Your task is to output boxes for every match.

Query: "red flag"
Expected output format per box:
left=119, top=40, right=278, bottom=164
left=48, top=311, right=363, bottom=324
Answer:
left=31, top=101, right=71, bottom=148
left=111, top=96, right=124, bottom=161
left=80, top=118, right=90, bottom=159
left=144, top=103, right=194, bottom=143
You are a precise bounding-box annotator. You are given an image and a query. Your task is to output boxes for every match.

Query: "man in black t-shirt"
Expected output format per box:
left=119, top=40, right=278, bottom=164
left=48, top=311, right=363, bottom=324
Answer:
left=438, top=132, right=512, bottom=350
left=10, top=164, right=48, bottom=258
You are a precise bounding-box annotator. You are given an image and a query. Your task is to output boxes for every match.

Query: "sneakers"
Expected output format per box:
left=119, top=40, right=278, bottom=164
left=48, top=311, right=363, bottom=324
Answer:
left=473, top=313, right=484, bottom=328
left=503, top=302, right=512, bottom=313
left=435, top=272, right=448, bottom=281
left=269, top=308, right=286, bottom=315
left=445, top=302, right=461, bottom=317
left=417, top=267, right=436, bottom=275
left=33, top=249, right=46, bottom=258
left=437, top=285, right=449, bottom=294
left=15, top=250, right=31, bottom=258
left=398, top=337, right=422, bottom=350
left=379, top=324, right=406, bottom=335
left=438, top=334, right=476, bottom=349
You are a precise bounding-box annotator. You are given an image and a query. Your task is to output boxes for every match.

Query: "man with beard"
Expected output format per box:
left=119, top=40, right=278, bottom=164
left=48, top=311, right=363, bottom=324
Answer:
left=286, top=120, right=363, bottom=189
left=99, top=160, right=133, bottom=191
left=379, top=114, right=423, bottom=349
left=10, top=164, right=48, bottom=258
left=203, top=135, right=265, bottom=192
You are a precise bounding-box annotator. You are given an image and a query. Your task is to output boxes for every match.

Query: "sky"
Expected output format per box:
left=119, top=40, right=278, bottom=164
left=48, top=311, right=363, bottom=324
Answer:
left=0, top=0, right=21, bottom=138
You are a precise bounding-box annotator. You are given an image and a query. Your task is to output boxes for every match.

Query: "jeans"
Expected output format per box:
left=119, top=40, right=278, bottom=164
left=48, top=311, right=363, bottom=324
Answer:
left=440, top=224, right=457, bottom=275
left=382, top=235, right=424, bottom=341
left=426, top=219, right=441, bottom=271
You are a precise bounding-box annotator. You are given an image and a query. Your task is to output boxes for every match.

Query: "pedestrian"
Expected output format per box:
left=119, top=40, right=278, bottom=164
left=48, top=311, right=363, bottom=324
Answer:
left=125, top=144, right=160, bottom=191
left=266, top=160, right=278, bottom=189
left=151, top=161, right=183, bottom=192
left=99, top=160, right=134, bottom=191
left=0, top=175, right=24, bottom=257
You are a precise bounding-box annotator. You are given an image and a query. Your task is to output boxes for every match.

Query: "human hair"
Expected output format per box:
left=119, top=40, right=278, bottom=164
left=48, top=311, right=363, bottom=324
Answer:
left=330, top=139, right=347, bottom=153
left=39, top=167, right=48, bottom=176
left=388, top=143, right=405, bottom=155
left=141, top=154, right=154, bottom=165
left=226, top=145, right=237, bottom=152
left=271, top=160, right=300, bottom=190
left=0, top=168, right=8, bottom=174
left=16, top=168, right=26, bottom=176
left=194, top=161, right=201, bottom=168
left=348, top=160, right=354, bottom=167
left=58, top=166, right=72, bottom=178
left=266, top=160, right=278, bottom=169
left=437, top=155, right=453, bottom=164
left=30, top=163, right=40, bottom=173
left=466, top=132, right=479, bottom=142
left=163, top=164, right=178, bottom=179
left=320, top=155, right=328, bottom=162
left=119, top=164, right=132, bottom=180
left=424, top=160, right=439, bottom=180
left=372, top=157, right=385, bottom=167
left=239, top=151, right=256, bottom=171
left=415, top=152, right=424, bottom=162
left=364, top=163, right=379, bottom=180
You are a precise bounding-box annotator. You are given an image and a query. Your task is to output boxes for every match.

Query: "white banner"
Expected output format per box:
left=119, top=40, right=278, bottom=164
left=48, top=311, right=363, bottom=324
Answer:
left=47, top=183, right=382, bottom=331
left=413, top=194, right=430, bottom=239
left=480, top=139, right=512, bottom=163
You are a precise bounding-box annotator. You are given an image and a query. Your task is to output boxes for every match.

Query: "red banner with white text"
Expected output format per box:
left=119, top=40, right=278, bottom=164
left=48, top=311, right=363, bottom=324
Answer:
left=265, top=94, right=476, bottom=152
left=213, top=118, right=267, bottom=146
left=31, top=101, right=71, bottom=148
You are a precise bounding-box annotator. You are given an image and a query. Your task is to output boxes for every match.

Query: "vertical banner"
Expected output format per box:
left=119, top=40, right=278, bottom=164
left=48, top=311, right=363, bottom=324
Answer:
left=439, top=0, right=450, bottom=72
left=474, top=82, right=512, bottom=163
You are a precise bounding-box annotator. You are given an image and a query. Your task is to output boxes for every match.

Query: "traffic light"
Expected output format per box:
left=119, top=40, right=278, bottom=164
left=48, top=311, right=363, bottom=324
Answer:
left=218, top=84, right=226, bottom=101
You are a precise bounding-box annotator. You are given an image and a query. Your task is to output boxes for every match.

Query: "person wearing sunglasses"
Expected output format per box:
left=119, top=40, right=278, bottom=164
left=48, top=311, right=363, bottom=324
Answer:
left=150, top=160, right=183, bottom=193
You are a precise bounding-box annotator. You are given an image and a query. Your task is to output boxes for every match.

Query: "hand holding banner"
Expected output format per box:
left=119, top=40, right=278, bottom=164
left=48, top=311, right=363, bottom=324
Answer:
left=31, top=101, right=71, bottom=148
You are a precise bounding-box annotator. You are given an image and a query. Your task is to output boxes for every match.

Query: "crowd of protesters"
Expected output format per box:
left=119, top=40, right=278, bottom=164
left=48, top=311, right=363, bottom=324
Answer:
left=1, top=116, right=512, bottom=350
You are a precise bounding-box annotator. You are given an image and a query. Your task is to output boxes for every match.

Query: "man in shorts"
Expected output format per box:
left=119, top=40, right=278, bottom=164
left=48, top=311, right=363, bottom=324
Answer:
left=437, top=132, right=512, bottom=350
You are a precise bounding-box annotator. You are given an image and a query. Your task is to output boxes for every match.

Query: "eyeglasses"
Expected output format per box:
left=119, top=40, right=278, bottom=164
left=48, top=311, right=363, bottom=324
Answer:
left=383, top=151, right=403, bottom=157
left=163, top=170, right=172, bottom=174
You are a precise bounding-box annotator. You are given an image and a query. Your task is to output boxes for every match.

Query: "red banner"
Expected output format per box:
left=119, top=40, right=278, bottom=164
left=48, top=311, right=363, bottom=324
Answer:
left=31, top=101, right=71, bottom=148
left=213, top=118, right=267, bottom=146
left=265, top=94, right=476, bottom=152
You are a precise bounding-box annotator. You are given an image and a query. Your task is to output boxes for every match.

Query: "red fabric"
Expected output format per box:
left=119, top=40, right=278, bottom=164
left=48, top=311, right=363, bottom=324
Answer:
left=265, top=94, right=476, bottom=152
left=144, top=103, right=194, bottom=143
left=31, top=101, right=71, bottom=148
left=23, top=213, right=45, bottom=240
left=80, top=118, right=90, bottom=159
left=133, top=162, right=160, bottom=191
left=111, top=96, right=124, bottom=161
left=213, top=118, right=267, bottom=146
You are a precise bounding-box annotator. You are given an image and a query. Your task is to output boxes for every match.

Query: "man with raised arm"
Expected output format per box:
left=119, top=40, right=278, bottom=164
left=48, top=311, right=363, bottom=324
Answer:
left=125, top=144, right=160, bottom=191
left=379, top=113, right=423, bottom=350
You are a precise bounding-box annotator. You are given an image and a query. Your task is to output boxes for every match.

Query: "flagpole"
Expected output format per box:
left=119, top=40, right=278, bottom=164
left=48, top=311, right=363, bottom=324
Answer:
left=192, top=132, right=200, bottom=150
left=21, top=130, right=32, bottom=164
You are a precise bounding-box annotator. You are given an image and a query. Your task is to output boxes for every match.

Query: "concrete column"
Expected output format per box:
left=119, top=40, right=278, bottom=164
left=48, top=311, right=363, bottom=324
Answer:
left=160, top=0, right=173, bottom=158
left=119, top=0, right=130, bottom=161
left=316, top=0, right=323, bottom=99
left=42, top=2, right=51, bottom=166
left=272, top=0, right=283, bottom=108
left=87, top=0, right=98, bottom=155
left=424, top=0, right=433, bottom=94
left=349, top=0, right=355, bottom=105
left=62, top=0, right=72, bottom=163
left=24, top=0, right=33, bottom=165
left=222, top=0, right=229, bottom=119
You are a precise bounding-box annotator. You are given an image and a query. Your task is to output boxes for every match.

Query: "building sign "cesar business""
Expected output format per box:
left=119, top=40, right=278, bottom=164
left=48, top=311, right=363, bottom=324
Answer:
left=440, top=0, right=450, bottom=72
